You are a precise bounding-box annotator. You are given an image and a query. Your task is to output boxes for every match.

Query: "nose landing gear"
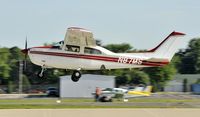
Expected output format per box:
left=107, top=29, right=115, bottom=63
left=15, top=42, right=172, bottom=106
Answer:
left=37, top=66, right=46, bottom=78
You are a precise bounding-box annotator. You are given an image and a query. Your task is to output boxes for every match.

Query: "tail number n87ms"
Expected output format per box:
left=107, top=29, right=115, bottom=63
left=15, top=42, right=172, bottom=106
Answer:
left=118, top=57, right=142, bottom=65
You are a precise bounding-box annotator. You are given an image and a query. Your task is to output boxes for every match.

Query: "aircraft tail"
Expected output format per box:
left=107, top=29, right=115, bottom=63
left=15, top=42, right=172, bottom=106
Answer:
left=127, top=86, right=152, bottom=96
left=147, top=31, right=186, bottom=61
left=143, top=86, right=152, bottom=94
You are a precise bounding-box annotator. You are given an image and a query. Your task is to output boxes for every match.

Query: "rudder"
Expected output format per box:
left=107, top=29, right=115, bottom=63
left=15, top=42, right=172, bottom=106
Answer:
left=148, top=31, right=186, bottom=61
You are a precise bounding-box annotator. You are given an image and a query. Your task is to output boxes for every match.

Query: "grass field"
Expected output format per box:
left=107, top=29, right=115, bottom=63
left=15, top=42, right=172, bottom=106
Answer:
left=0, top=97, right=200, bottom=109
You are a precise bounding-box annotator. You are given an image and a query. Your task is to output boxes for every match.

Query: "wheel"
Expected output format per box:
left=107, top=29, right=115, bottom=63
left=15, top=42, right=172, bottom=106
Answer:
left=73, top=70, right=81, bottom=78
left=37, top=67, right=46, bottom=78
left=71, top=70, right=81, bottom=82
left=37, top=71, right=44, bottom=78
left=71, top=75, right=79, bottom=82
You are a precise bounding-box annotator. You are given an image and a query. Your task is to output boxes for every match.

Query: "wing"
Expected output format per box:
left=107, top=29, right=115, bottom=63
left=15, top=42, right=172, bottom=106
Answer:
left=63, top=27, right=96, bottom=47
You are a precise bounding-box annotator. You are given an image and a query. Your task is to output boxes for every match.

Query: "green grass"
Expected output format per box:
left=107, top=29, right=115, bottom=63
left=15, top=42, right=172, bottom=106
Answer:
left=0, top=98, right=197, bottom=103
left=126, top=98, right=200, bottom=103
left=0, top=98, right=93, bottom=104
left=0, top=98, right=199, bottom=109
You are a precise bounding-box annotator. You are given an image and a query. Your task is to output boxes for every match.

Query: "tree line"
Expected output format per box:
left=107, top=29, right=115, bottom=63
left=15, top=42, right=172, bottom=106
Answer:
left=0, top=38, right=200, bottom=92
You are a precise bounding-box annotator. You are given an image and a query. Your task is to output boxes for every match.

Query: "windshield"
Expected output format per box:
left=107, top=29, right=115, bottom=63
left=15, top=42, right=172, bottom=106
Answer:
left=53, top=41, right=64, bottom=46
left=52, top=41, right=64, bottom=49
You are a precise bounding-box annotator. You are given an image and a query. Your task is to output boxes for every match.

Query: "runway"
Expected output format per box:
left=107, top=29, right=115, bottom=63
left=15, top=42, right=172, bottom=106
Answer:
left=0, top=109, right=200, bottom=117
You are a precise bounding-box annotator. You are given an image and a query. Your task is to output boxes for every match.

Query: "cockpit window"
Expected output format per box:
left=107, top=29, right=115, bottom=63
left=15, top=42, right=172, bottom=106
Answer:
left=52, top=41, right=64, bottom=49
left=84, top=47, right=102, bottom=54
left=65, top=45, right=80, bottom=52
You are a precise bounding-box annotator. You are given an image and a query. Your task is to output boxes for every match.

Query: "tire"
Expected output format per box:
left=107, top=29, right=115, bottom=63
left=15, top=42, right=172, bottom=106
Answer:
left=71, top=70, right=81, bottom=82
left=37, top=71, right=44, bottom=78
left=71, top=76, right=79, bottom=82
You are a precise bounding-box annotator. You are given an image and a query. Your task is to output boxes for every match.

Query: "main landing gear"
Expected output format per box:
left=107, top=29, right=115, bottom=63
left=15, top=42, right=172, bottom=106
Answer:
left=71, top=70, right=81, bottom=82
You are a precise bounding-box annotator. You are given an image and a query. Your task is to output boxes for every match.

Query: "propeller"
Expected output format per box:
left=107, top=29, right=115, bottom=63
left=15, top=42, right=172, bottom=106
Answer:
left=21, top=37, right=28, bottom=71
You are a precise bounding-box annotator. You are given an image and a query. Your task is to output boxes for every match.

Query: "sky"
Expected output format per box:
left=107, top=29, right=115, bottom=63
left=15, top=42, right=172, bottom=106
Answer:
left=0, top=0, right=200, bottom=50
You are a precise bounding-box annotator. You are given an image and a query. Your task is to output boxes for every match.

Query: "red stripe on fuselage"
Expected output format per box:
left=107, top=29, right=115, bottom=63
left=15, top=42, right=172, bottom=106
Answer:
left=30, top=51, right=169, bottom=67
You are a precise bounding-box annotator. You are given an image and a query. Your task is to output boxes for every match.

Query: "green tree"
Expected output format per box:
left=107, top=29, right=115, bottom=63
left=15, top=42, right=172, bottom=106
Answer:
left=0, top=48, right=11, bottom=80
left=178, top=38, right=200, bottom=74
left=22, top=75, right=31, bottom=92
left=8, top=47, right=24, bottom=81
left=144, top=63, right=177, bottom=92
left=129, top=70, right=149, bottom=85
left=107, top=69, right=149, bottom=87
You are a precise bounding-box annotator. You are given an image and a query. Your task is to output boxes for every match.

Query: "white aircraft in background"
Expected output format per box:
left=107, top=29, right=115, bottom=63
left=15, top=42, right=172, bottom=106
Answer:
left=22, top=27, right=186, bottom=82
left=99, top=86, right=153, bottom=98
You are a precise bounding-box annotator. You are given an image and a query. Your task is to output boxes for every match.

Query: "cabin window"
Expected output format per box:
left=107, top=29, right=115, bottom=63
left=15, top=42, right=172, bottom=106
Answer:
left=84, top=47, right=102, bottom=54
left=65, top=45, right=80, bottom=52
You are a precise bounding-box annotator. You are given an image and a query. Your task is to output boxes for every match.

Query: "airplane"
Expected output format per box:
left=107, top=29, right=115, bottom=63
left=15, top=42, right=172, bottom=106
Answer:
left=21, top=27, right=186, bottom=82
left=94, top=86, right=152, bottom=98
left=91, top=87, right=127, bottom=98
left=101, top=88, right=128, bottom=95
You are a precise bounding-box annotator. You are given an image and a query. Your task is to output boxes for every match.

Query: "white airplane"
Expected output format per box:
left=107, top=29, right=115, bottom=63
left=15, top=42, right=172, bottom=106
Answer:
left=92, top=88, right=128, bottom=98
left=22, top=27, right=186, bottom=82
left=94, top=86, right=153, bottom=98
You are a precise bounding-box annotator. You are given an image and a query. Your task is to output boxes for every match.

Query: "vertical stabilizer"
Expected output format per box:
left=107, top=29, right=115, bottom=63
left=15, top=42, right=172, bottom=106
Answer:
left=148, top=31, right=186, bottom=61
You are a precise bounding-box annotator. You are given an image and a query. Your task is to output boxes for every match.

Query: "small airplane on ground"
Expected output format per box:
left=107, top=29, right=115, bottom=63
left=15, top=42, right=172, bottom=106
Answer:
left=99, top=86, right=153, bottom=98
left=22, top=27, right=186, bottom=82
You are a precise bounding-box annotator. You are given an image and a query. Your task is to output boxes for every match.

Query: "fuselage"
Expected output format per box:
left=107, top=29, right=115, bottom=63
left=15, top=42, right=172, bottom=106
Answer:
left=28, top=45, right=168, bottom=70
